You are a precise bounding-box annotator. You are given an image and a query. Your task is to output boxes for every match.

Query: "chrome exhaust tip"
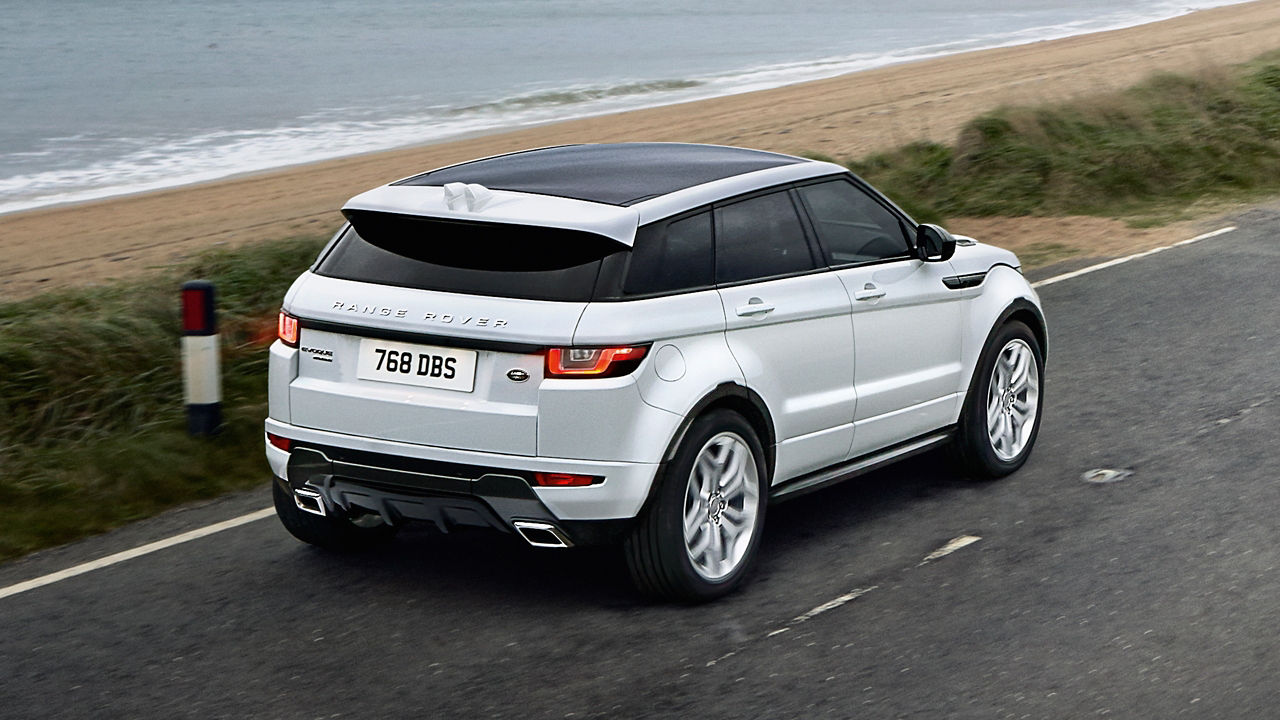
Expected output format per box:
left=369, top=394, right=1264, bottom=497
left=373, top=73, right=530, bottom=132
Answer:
left=293, top=487, right=327, bottom=517
left=513, top=521, right=572, bottom=548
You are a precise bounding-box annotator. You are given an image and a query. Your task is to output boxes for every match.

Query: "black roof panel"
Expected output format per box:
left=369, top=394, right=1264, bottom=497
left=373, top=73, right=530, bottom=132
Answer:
left=397, top=143, right=806, bottom=206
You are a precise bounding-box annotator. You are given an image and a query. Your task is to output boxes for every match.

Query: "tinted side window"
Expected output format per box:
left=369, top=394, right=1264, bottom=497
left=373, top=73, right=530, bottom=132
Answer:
left=623, top=211, right=713, bottom=295
left=796, top=180, right=911, bottom=265
left=715, top=191, right=815, bottom=284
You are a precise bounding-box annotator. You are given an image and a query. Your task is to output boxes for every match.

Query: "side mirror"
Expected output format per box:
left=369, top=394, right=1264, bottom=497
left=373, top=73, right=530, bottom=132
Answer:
left=915, top=223, right=957, bottom=262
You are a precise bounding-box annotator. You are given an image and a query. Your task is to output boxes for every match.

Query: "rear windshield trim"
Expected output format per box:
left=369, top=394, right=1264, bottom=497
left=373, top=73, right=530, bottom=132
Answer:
left=298, top=317, right=546, bottom=354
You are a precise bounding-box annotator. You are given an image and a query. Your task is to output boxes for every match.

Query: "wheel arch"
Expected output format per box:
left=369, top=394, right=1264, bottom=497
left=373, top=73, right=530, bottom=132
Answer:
left=664, top=383, right=776, bottom=470
left=997, top=298, right=1048, bottom=362
left=961, top=296, right=1048, bottom=407
left=634, top=383, right=777, bottom=517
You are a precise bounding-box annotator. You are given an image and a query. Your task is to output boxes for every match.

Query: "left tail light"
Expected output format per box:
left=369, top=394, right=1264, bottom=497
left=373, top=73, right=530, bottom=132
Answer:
left=533, top=472, right=601, bottom=487
left=277, top=311, right=299, bottom=347
left=546, top=345, right=648, bottom=378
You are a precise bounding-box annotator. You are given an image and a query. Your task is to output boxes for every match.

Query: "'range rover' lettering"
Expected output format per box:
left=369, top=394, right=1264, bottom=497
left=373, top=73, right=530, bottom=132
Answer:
left=330, top=301, right=408, bottom=318
left=423, top=312, right=508, bottom=327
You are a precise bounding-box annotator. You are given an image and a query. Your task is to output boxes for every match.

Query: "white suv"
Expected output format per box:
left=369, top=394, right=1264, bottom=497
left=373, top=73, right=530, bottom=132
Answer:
left=266, top=143, right=1045, bottom=601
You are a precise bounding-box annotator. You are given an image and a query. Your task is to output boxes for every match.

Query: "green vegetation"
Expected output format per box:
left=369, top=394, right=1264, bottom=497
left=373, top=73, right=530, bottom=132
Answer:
left=1010, top=242, right=1079, bottom=269
left=850, top=53, right=1280, bottom=224
left=0, top=236, right=327, bottom=559
left=4, top=52, right=1280, bottom=561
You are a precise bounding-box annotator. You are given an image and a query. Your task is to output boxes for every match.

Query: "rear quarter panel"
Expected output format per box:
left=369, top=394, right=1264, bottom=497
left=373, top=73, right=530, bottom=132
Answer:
left=553, top=290, right=743, bottom=462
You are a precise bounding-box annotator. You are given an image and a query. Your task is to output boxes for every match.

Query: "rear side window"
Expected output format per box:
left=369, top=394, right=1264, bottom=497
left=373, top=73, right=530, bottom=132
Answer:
left=715, top=191, right=815, bottom=284
left=315, top=211, right=624, bottom=302
left=623, top=211, right=714, bottom=295
left=796, top=179, right=911, bottom=265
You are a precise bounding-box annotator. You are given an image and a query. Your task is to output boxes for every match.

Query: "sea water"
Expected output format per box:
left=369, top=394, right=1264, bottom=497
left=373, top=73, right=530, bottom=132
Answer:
left=0, top=0, right=1250, bottom=215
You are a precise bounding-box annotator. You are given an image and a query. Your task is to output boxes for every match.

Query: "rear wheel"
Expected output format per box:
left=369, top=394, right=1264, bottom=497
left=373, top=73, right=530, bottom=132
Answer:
left=951, top=321, right=1044, bottom=479
left=625, top=410, right=768, bottom=602
left=272, top=480, right=397, bottom=551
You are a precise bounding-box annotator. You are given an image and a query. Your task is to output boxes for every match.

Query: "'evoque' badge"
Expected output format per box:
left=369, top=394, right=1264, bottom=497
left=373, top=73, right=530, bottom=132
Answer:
left=507, top=369, right=530, bottom=383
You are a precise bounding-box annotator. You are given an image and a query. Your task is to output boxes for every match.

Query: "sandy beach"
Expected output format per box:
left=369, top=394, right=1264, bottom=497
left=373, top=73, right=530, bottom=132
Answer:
left=3, top=0, right=1279, bottom=298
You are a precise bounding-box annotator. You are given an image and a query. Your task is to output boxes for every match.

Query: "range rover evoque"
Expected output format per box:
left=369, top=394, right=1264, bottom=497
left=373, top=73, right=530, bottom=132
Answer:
left=266, top=143, right=1046, bottom=601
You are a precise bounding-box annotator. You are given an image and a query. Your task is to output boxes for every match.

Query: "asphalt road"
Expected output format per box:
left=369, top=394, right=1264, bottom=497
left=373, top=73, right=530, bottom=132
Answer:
left=2, top=208, right=1278, bottom=719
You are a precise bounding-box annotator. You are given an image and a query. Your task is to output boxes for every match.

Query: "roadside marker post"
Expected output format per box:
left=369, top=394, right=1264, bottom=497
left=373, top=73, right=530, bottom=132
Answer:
left=181, top=280, right=222, bottom=436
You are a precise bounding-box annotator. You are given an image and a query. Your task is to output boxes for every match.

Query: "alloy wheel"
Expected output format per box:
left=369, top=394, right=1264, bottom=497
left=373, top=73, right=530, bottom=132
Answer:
left=986, top=338, right=1040, bottom=461
left=682, top=432, right=761, bottom=581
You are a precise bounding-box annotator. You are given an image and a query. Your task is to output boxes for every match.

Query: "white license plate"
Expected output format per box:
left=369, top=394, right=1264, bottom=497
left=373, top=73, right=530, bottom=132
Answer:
left=356, top=338, right=477, bottom=392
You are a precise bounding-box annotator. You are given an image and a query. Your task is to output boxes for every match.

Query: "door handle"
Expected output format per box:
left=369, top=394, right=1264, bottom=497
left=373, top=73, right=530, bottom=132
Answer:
left=854, top=283, right=886, bottom=302
left=735, top=297, right=775, bottom=317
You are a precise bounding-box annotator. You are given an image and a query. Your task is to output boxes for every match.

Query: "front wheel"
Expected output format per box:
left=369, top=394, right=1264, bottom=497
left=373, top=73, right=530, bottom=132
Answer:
left=624, top=410, right=768, bottom=602
left=951, top=321, right=1044, bottom=479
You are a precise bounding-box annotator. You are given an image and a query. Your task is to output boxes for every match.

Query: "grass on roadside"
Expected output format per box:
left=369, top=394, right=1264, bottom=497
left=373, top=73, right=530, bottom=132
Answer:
left=0, top=236, right=328, bottom=560
left=848, top=52, right=1280, bottom=224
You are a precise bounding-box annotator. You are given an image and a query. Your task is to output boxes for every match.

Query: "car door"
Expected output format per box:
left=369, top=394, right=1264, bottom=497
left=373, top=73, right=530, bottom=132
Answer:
left=715, top=188, right=857, bottom=482
left=795, top=178, right=964, bottom=458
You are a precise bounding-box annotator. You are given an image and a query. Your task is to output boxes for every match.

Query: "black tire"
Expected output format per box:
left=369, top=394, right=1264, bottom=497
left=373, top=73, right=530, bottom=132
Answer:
left=272, top=480, right=397, bottom=551
left=951, top=321, right=1044, bottom=480
left=624, top=410, right=768, bottom=602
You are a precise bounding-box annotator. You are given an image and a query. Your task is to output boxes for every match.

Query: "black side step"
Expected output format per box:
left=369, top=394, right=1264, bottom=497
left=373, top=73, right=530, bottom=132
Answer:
left=770, top=428, right=955, bottom=503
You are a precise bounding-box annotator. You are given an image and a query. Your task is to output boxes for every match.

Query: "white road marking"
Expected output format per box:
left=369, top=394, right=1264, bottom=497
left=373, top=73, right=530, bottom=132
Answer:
left=790, top=586, right=879, bottom=624
left=1174, top=226, right=1237, bottom=246
left=756, top=535, right=984, bottom=645
left=0, top=508, right=275, bottom=601
left=1031, top=226, right=1235, bottom=289
left=757, top=586, right=879, bottom=643
left=706, top=650, right=738, bottom=667
left=0, top=224, right=1246, bottom=601
left=1081, top=468, right=1134, bottom=485
left=731, top=532, right=987, bottom=661
left=919, top=535, right=982, bottom=565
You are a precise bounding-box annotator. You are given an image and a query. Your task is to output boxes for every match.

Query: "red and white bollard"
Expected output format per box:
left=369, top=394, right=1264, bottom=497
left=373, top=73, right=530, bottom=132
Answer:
left=181, top=280, right=221, bottom=436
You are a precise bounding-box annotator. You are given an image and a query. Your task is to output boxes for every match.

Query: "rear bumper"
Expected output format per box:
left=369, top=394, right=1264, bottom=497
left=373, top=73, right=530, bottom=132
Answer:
left=264, top=419, right=659, bottom=544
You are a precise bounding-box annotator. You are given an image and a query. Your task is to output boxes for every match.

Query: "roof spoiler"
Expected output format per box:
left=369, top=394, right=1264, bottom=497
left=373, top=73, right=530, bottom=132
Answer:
left=342, top=183, right=639, bottom=246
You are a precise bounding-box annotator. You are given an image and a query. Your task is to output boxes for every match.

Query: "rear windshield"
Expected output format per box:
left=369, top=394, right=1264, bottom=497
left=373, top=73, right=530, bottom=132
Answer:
left=315, top=211, right=626, bottom=302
